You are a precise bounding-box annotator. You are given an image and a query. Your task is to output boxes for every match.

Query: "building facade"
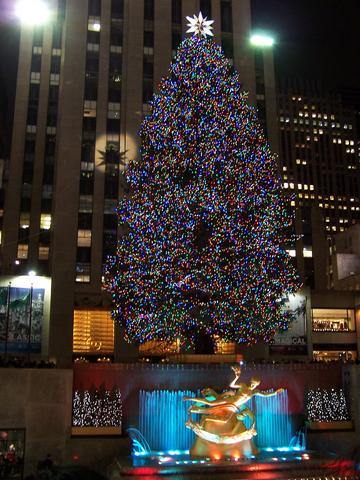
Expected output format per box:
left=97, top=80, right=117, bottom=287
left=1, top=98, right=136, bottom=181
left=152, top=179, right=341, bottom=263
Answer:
left=0, top=0, right=279, bottom=365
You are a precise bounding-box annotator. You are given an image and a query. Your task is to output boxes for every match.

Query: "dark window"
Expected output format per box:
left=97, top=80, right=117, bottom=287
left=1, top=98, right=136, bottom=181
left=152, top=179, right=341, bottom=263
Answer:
left=31, top=54, right=42, bottom=72
left=52, top=25, right=62, bottom=48
left=200, top=0, right=211, bottom=18
left=47, top=105, right=58, bottom=126
left=29, top=84, right=40, bottom=104
left=172, top=30, right=181, bottom=51
left=43, top=164, right=54, bottom=184
left=103, top=231, right=117, bottom=261
left=104, top=167, right=119, bottom=199
left=220, top=0, right=232, bottom=32
left=83, top=117, right=96, bottom=133
left=87, top=30, right=100, bottom=44
left=110, top=23, right=123, bottom=45
left=48, top=85, right=59, bottom=106
left=109, top=53, right=122, bottom=75
left=57, top=0, right=66, bottom=22
left=144, top=0, right=154, bottom=20
left=33, top=27, right=43, bottom=46
left=80, top=172, right=94, bottom=195
left=45, top=136, right=56, bottom=155
left=78, top=212, right=93, bottom=229
left=171, top=0, right=181, bottom=24
left=143, top=56, right=153, bottom=77
left=21, top=197, right=31, bottom=211
left=81, top=142, right=95, bottom=163
left=77, top=247, right=91, bottom=263
left=27, top=106, right=38, bottom=125
left=107, top=119, right=120, bottom=133
left=88, top=0, right=101, bottom=16
left=23, top=162, right=34, bottom=183
left=221, top=35, right=233, bottom=59
left=111, top=0, right=124, bottom=18
left=50, top=55, right=61, bottom=74
left=86, top=54, right=99, bottom=72
left=144, top=30, right=154, bottom=47
left=108, top=83, right=121, bottom=102
left=103, top=214, right=118, bottom=230
left=41, top=199, right=52, bottom=213
left=18, top=228, right=30, bottom=243
left=84, top=78, right=98, bottom=100
left=143, top=78, right=153, bottom=103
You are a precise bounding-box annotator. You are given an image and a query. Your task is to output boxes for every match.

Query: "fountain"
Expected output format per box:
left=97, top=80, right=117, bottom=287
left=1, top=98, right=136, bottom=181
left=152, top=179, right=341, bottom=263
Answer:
left=137, top=368, right=294, bottom=456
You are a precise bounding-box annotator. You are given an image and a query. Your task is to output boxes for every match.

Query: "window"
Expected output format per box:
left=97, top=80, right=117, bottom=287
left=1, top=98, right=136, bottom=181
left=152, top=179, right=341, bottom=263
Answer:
left=40, top=213, right=52, bottom=230
left=20, top=212, right=30, bottom=229
left=171, top=0, right=181, bottom=24
left=108, top=102, right=120, bottom=119
left=73, top=309, right=114, bottom=354
left=39, top=245, right=49, bottom=260
left=88, top=16, right=101, bottom=32
left=200, top=0, right=211, bottom=18
left=111, top=0, right=124, bottom=18
left=77, top=229, right=92, bottom=247
left=17, top=244, right=28, bottom=259
left=312, top=308, right=355, bottom=332
left=144, top=0, right=154, bottom=21
left=220, top=0, right=232, bottom=32
left=50, top=55, right=61, bottom=74
left=75, top=263, right=91, bottom=283
left=79, top=195, right=93, bottom=213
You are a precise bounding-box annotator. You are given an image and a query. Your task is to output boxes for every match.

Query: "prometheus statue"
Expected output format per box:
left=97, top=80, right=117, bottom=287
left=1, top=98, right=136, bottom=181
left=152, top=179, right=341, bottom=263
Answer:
left=184, top=365, right=284, bottom=459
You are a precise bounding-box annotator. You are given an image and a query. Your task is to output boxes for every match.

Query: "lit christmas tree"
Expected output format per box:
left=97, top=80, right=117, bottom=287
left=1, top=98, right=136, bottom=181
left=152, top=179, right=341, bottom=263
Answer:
left=105, top=14, right=299, bottom=349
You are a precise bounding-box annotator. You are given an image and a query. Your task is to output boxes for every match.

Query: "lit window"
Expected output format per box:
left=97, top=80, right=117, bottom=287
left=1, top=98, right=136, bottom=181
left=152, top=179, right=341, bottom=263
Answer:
left=20, top=212, right=30, bottom=229
left=76, top=263, right=91, bottom=283
left=84, top=100, right=96, bottom=117
left=39, top=246, right=49, bottom=260
left=303, top=247, right=312, bottom=258
left=312, top=308, right=355, bottom=332
left=50, top=73, right=60, bottom=85
left=88, top=16, right=101, bottom=31
left=77, top=229, right=92, bottom=247
left=73, top=309, right=114, bottom=354
left=298, top=184, right=302, bottom=190
left=110, top=45, right=122, bottom=53
left=17, top=244, right=28, bottom=259
left=286, top=249, right=296, bottom=257
left=79, top=195, right=93, bottom=213
left=30, top=72, right=40, bottom=83
left=289, top=183, right=294, bottom=189
left=283, top=182, right=288, bottom=188
left=40, top=214, right=51, bottom=230
left=108, top=102, right=121, bottom=119
left=296, top=159, right=301, bottom=164
left=87, top=43, right=100, bottom=52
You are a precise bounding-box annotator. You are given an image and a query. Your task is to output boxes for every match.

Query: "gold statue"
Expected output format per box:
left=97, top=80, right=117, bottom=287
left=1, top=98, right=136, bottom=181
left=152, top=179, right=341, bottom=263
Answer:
left=184, top=365, right=284, bottom=459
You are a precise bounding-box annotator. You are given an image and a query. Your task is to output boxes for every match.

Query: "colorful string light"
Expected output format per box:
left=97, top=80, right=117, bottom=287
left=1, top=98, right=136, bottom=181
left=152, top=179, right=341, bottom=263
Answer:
left=105, top=35, right=300, bottom=347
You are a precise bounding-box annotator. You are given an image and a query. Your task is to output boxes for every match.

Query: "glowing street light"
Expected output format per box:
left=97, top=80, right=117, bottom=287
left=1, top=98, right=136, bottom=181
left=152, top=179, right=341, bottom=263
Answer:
left=250, top=33, right=275, bottom=48
left=15, top=0, right=51, bottom=26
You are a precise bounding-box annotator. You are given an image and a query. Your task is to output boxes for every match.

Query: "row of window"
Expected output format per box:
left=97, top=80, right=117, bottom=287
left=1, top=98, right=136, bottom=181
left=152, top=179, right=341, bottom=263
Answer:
left=70, top=307, right=358, bottom=357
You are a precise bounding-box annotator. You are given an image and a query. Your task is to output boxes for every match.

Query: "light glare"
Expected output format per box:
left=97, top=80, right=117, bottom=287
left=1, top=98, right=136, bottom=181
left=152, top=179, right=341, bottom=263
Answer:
left=250, top=34, right=274, bottom=47
left=15, top=0, right=51, bottom=26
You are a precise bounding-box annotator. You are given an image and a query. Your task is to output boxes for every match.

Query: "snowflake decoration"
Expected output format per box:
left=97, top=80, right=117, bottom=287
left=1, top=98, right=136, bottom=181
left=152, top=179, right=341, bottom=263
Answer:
left=186, top=12, right=214, bottom=38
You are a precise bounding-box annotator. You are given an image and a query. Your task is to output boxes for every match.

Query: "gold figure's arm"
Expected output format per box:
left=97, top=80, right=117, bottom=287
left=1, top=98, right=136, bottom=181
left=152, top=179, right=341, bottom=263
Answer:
left=184, top=396, right=228, bottom=406
left=255, top=388, right=284, bottom=398
left=229, top=365, right=242, bottom=389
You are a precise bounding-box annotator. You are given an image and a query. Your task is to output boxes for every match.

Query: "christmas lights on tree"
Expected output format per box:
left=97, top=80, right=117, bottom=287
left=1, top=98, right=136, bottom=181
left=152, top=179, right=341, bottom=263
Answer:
left=72, top=386, right=122, bottom=427
left=105, top=14, right=299, bottom=348
left=306, top=388, right=350, bottom=422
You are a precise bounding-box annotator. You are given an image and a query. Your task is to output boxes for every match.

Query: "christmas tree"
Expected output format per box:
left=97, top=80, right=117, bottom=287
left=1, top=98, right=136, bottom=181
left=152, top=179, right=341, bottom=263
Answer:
left=105, top=14, right=299, bottom=349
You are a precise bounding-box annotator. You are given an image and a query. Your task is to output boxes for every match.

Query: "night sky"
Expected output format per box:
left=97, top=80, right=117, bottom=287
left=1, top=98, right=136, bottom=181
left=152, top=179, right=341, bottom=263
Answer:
left=0, top=0, right=359, bottom=147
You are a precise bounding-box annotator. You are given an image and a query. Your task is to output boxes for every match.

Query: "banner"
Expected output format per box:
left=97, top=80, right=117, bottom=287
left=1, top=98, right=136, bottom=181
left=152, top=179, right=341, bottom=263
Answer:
left=0, top=287, right=44, bottom=353
left=272, top=293, right=308, bottom=351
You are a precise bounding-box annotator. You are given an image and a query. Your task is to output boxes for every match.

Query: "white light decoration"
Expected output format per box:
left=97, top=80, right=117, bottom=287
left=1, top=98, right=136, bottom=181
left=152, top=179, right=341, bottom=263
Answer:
left=306, top=388, right=350, bottom=422
left=186, top=12, right=214, bottom=38
left=250, top=33, right=274, bottom=47
left=72, top=387, right=122, bottom=427
left=15, top=0, right=51, bottom=26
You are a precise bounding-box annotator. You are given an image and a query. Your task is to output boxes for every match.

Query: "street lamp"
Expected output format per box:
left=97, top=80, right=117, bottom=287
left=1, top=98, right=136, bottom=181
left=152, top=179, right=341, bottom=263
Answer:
left=250, top=33, right=275, bottom=48
left=15, top=0, right=51, bottom=26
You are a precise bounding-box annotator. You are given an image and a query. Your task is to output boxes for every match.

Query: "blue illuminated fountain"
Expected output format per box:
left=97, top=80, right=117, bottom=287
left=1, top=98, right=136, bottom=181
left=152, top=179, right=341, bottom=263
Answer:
left=137, top=388, right=293, bottom=454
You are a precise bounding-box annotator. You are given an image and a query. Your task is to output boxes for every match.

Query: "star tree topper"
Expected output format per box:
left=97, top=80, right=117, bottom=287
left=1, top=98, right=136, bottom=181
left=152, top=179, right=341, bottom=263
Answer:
left=186, top=11, right=214, bottom=38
